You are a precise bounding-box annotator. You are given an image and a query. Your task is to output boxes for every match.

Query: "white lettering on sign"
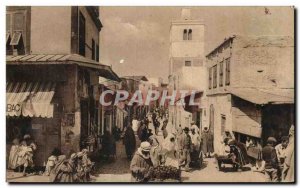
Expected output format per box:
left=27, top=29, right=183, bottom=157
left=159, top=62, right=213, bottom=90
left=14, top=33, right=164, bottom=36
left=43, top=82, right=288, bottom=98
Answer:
left=7, top=104, right=21, bottom=112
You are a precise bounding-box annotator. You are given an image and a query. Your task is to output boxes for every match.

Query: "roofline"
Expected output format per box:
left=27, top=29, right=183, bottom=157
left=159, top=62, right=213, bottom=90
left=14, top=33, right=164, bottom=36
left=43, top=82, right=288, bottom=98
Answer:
left=6, top=54, right=121, bottom=82
left=206, top=35, right=236, bottom=58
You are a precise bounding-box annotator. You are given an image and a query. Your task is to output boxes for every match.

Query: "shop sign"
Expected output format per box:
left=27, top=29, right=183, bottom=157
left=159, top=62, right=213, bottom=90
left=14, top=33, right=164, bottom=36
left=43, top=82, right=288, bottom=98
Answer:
left=6, top=103, right=21, bottom=113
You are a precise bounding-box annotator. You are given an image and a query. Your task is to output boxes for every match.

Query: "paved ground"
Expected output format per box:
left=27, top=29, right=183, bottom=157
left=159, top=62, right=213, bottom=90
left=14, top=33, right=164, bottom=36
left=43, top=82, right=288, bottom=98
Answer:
left=6, top=120, right=266, bottom=183
left=7, top=158, right=265, bottom=183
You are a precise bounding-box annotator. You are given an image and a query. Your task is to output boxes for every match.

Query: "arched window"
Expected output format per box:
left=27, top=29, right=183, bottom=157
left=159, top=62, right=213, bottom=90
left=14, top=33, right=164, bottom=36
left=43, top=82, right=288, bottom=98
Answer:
left=209, top=104, right=214, bottom=132
left=183, top=29, right=187, bottom=40
left=188, top=29, right=192, bottom=40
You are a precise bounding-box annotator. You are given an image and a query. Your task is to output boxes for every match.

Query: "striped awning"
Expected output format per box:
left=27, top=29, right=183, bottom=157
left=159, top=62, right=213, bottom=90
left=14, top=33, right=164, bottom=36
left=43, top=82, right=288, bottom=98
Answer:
left=6, top=82, right=56, bottom=118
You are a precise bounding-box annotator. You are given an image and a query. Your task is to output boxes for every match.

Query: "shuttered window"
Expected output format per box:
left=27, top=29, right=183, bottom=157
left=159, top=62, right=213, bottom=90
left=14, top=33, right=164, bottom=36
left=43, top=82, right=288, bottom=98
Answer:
left=10, top=32, right=22, bottom=45
left=225, top=57, right=231, bottom=85
left=96, top=44, right=99, bottom=61
left=6, top=10, right=26, bottom=55
left=79, top=12, right=86, bottom=56
left=213, top=65, right=217, bottom=88
left=219, top=61, right=224, bottom=87
left=208, top=67, right=212, bottom=89
left=92, top=39, right=95, bottom=60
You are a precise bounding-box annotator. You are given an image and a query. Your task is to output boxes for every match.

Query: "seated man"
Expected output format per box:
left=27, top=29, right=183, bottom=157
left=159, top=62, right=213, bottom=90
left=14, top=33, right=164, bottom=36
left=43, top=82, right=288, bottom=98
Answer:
left=214, top=138, right=231, bottom=169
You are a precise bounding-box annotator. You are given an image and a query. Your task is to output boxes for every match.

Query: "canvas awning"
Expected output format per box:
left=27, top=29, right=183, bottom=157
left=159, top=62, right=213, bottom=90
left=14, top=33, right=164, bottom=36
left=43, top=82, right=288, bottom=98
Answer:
left=230, top=88, right=294, bottom=105
left=6, top=82, right=56, bottom=118
left=232, top=107, right=262, bottom=138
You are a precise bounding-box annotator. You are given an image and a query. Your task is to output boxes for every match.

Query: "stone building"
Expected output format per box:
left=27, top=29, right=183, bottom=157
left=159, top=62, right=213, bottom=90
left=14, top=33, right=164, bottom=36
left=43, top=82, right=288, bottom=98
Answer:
left=6, top=6, right=120, bottom=166
left=168, top=9, right=207, bottom=131
left=206, top=35, right=294, bottom=152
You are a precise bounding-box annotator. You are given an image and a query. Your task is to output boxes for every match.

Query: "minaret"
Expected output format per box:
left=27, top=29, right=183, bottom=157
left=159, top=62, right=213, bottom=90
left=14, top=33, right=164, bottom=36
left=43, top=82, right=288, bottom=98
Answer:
left=169, top=8, right=205, bottom=76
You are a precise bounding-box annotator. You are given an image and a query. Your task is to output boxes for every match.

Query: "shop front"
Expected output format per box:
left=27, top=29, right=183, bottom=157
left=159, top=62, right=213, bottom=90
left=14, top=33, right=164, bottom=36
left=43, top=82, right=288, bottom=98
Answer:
left=230, top=88, right=294, bottom=160
left=6, top=54, right=121, bottom=166
left=6, top=81, right=60, bottom=166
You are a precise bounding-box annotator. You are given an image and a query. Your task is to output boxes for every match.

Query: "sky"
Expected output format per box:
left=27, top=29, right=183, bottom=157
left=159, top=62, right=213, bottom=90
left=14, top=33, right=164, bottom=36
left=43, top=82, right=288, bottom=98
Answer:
left=99, top=7, right=294, bottom=82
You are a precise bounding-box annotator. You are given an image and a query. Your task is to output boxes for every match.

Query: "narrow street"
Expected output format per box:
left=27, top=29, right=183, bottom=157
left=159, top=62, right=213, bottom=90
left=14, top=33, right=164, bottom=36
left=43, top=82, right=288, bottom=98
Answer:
left=7, top=120, right=265, bottom=183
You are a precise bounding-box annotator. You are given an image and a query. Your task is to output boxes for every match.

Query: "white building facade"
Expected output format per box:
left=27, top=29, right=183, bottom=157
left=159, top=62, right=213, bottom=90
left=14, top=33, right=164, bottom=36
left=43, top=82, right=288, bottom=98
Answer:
left=168, top=9, right=207, bottom=132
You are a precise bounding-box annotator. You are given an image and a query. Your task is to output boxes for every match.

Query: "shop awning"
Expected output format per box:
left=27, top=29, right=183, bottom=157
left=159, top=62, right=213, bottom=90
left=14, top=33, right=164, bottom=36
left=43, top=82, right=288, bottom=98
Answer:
left=232, top=107, right=262, bottom=138
left=6, top=82, right=56, bottom=118
left=230, top=88, right=294, bottom=105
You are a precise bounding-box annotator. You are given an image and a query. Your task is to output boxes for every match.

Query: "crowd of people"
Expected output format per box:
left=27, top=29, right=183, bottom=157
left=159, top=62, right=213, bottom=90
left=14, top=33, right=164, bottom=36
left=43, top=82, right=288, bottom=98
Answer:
left=127, top=107, right=217, bottom=182
left=215, top=125, right=295, bottom=183
left=261, top=125, right=295, bottom=182
left=47, top=149, right=94, bottom=182
left=8, top=134, right=37, bottom=176
left=7, top=107, right=295, bottom=183
left=8, top=134, right=94, bottom=182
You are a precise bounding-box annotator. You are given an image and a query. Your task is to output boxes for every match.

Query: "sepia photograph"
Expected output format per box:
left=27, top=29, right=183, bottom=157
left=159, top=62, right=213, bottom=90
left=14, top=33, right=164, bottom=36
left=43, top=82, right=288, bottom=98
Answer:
left=5, top=6, right=295, bottom=183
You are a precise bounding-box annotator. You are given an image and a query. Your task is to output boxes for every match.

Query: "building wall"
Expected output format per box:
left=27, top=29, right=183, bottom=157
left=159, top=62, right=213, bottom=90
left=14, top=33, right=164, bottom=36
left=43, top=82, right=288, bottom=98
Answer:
left=206, top=39, right=232, bottom=95
left=176, top=66, right=207, bottom=91
left=207, top=36, right=294, bottom=95
left=232, top=36, right=294, bottom=89
left=207, top=94, right=232, bottom=153
left=30, top=7, right=72, bottom=54
left=78, top=7, right=99, bottom=60
left=206, top=35, right=294, bottom=148
left=60, top=65, right=80, bottom=156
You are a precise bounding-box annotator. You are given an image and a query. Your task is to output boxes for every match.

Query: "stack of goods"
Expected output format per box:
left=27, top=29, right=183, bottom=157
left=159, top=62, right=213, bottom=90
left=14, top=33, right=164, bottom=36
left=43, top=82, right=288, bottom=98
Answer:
left=151, top=166, right=181, bottom=181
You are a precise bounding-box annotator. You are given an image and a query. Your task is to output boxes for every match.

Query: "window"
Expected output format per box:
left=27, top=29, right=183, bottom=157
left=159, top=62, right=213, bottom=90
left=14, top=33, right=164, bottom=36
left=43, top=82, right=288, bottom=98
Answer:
left=188, top=29, right=192, bottom=40
left=225, top=58, right=231, bottom=85
left=221, top=115, right=226, bottom=136
left=183, top=29, right=187, bottom=40
left=208, top=67, right=212, bottom=89
left=10, top=31, right=22, bottom=45
left=79, top=12, right=86, bottom=56
left=6, top=11, right=26, bottom=55
left=219, top=61, right=224, bottom=87
left=213, top=65, right=217, bottom=88
left=185, top=61, right=191, bottom=66
left=92, top=39, right=95, bottom=60
left=96, top=44, right=99, bottom=62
